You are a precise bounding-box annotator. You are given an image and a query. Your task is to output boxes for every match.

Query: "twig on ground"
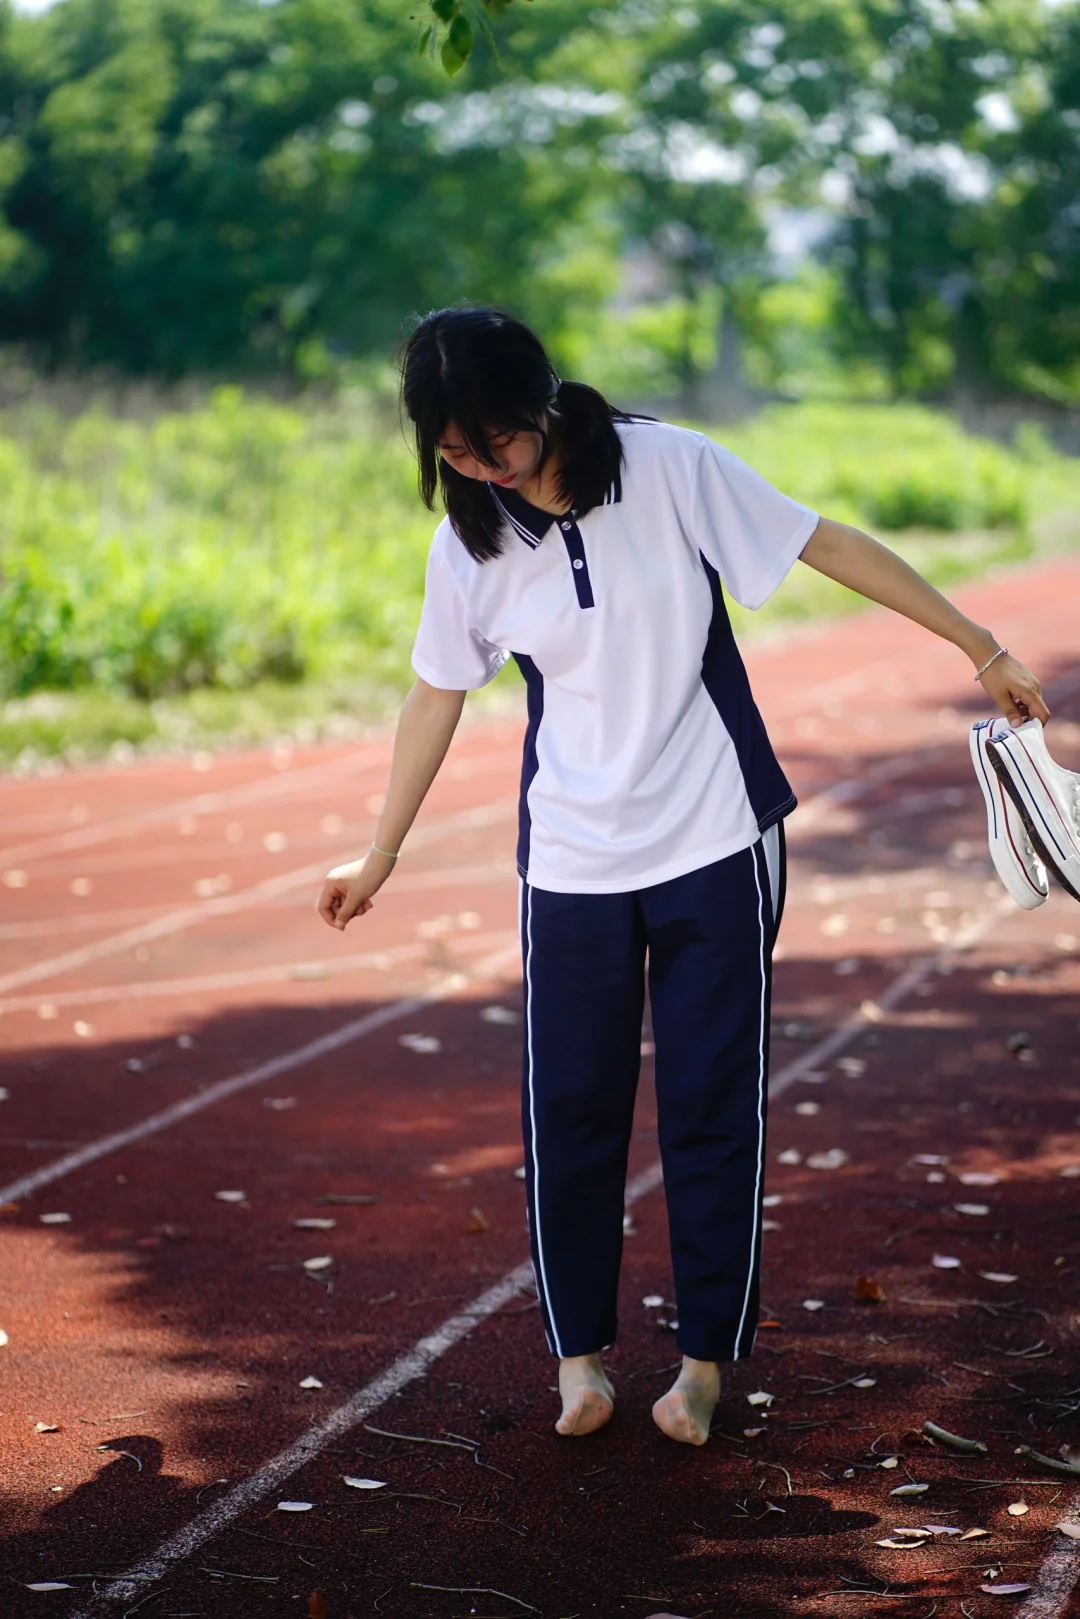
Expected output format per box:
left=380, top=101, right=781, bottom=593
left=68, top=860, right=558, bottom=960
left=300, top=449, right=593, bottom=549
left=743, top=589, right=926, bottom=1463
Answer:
left=923, top=1420, right=988, bottom=1453
left=199, top=1568, right=280, bottom=1582
left=409, top=1584, right=537, bottom=1611
left=363, top=1423, right=475, bottom=1451
left=1015, top=1446, right=1080, bottom=1477
left=627, top=1360, right=682, bottom=1380
left=757, top=1461, right=794, bottom=1496
left=122, top=1590, right=173, bottom=1618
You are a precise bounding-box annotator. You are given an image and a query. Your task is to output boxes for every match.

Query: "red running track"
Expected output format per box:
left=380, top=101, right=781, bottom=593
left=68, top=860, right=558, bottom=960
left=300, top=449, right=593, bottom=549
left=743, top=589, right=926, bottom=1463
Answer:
left=1, top=559, right=1080, bottom=1619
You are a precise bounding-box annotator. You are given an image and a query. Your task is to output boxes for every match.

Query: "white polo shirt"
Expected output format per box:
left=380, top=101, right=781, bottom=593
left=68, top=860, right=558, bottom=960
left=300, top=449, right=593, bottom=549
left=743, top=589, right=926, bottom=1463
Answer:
left=411, top=418, right=819, bottom=894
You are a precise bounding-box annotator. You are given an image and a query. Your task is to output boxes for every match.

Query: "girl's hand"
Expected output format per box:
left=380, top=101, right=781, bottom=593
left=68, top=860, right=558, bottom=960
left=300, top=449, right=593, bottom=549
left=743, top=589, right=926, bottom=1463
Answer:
left=316, top=849, right=397, bottom=931
left=979, top=652, right=1050, bottom=729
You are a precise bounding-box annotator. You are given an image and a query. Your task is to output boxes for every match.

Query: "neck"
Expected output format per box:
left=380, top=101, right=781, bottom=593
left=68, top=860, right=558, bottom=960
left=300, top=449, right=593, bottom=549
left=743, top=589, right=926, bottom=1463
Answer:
left=518, top=420, right=569, bottom=514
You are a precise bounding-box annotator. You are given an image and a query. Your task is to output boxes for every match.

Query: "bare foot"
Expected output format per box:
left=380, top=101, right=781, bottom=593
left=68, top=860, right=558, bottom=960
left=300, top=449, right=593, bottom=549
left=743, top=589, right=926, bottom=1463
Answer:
left=556, top=1353, right=615, bottom=1437
left=651, top=1356, right=721, bottom=1446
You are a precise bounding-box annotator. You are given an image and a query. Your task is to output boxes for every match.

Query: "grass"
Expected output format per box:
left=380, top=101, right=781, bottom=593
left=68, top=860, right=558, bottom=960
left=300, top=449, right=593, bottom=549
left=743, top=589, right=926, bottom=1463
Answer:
left=2, top=389, right=1077, bottom=771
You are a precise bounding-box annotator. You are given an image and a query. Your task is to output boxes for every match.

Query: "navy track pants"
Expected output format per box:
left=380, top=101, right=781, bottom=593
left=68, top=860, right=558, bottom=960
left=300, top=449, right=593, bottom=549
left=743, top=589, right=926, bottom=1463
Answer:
left=520, top=826, right=785, bottom=1364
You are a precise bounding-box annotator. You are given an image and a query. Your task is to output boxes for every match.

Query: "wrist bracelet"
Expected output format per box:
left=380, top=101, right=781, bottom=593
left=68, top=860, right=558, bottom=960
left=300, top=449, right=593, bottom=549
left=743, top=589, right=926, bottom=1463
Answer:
left=974, top=646, right=1007, bottom=682
left=371, top=842, right=400, bottom=860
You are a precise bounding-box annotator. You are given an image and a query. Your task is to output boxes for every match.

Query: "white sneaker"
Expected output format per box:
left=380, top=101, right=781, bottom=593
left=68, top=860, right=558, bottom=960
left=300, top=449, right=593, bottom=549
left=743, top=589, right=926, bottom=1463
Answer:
left=986, top=717, right=1080, bottom=903
left=970, top=719, right=1049, bottom=910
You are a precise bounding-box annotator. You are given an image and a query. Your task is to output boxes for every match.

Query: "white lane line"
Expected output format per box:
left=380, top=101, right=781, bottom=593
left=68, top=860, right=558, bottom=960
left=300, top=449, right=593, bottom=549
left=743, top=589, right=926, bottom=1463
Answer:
left=0, top=798, right=515, bottom=998
left=0, top=743, right=391, bottom=867
left=1016, top=1496, right=1080, bottom=1619
left=0, top=928, right=516, bottom=1014
left=67, top=1159, right=666, bottom=1617
left=0, top=941, right=521, bottom=1208
left=60, top=890, right=1014, bottom=1613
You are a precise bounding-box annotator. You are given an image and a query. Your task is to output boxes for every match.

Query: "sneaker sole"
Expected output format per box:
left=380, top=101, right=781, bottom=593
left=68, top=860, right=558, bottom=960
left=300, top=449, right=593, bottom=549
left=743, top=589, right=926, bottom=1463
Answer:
left=968, top=721, right=1047, bottom=909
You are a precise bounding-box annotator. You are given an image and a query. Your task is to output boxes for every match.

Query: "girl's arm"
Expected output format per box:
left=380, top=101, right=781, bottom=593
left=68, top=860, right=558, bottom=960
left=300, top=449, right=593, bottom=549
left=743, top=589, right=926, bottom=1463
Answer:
left=316, top=677, right=467, bottom=931
left=800, top=517, right=1049, bottom=728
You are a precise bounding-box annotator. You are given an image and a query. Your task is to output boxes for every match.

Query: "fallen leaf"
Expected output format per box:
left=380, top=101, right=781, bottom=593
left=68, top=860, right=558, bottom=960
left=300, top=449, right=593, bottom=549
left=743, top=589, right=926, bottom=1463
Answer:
left=746, top=1391, right=774, bottom=1408
left=0, top=1088, right=9, bottom=1101
left=837, top=1057, right=867, bottom=1078
left=961, top=1527, right=991, bottom=1540
left=1055, top=1520, right=1080, bottom=1539
left=480, top=1006, right=518, bottom=1025
left=913, top=1153, right=948, bottom=1166
left=762, top=1194, right=783, bottom=1208
left=891, top=1483, right=929, bottom=1496
left=923, top=1525, right=962, bottom=1535
left=853, top=1274, right=886, bottom=1303
left=513, top=1165, right=526, bottom=1180
left=1059, top=1165, right=1080, bottom=1178
left=959, top=1171, right=1000, bottom=1186
left=263, top=1096, right=298, bottom=1111
left=623, top=1213, right=637, bottom=1234
left=980, top=1584, right=1031, bottom=1596
left=277, top=1501, right=314, bottom=1512
left=853, top=1377, right=877, bottom=1389
left=294, top=1218, right=336, bottom=1231
left=979, top=1272, right=1018, bottom=1284
left=343, top=1477, right=387, bottom=1490
left=954, top=1202, right=991, bottom=1216
left=299, top=1376, right=324, bottom=1390
left=302, top=1256, right=333, bottom=1272
left=776, top=1148, right=802, bottom=1166
left=757, top=1318, right=782, bottom=1329
left=876, top=1537, right=926, bottom=1549
left=762, top=1219, right=782, bottom=1233
left=802, top=1299, right=825, bottom=1312
left=34, top=1422, right=59, bottom=1434
left=1059, top=1445, right=1080, bottom=1467
left=0, top=1328, right=8, bottom=1347
left=642, top=1294, right=665, bottom=1308
left=926, top=1170, right=946, bottom=1182
left=794, top=1100, right=821, bottom=1116
left=39, top=1213, right=71, bottom=1225
left=26, top=1583, right=74, bottom=1592
left=891, top=1527, right=932, bottom=1539
left=807, top=1148, right=849, bottom=1171
left=743, top=1428, right=764, bottom=1438
left=1007, top=1502, right=1029, bottom=1516
left=214, top=1190, right=247, bottom=1203
left=399, top=1033, right=442, bottom=1054
left=466, top=1207, right=489, bottom=1233
left=73, top=1020, right=93, bottom=1038
left=879, top=1456, right=899, bottom=1469
left=932, top=1254, right=961, bottom=1269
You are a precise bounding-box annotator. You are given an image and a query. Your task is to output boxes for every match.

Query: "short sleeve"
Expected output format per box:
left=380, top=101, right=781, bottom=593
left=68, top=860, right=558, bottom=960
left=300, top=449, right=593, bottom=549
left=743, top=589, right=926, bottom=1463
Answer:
left=690, top=436, right=819, bottom=611
left=411, top=536, right=509, bottom=691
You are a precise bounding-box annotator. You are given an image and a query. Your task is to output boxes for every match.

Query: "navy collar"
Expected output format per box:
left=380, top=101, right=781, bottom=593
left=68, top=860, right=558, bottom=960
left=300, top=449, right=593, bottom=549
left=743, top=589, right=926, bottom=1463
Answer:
left=488, top=468, right=623, bottom=550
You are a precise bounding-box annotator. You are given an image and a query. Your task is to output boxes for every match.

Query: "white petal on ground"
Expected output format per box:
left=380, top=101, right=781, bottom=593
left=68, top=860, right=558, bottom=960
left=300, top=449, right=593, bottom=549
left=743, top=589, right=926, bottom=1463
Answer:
left=1007, top=1502, right=1029, bottom=1516
left=743, top=1428, right=764, bottom=1438
left=979, top=1271, right=1018, bottom=1284
left=776, top=1148, right=802, bottom=1166
left=1060, top=1445, right=1080, bottom=1467
left=913, top=1153, right=948, bottom=1166
left=642, top=1295, right=664, bottom=1307
left=0, top=1328, right=8, bottom=1346
left=293, top=1218, right=337, bottom=1231
left=922, top=1525, right=962, bottom=1535
left=979, top=1585, right=1031, bottom=1596
left=960, top=1527, right=990, bottom=1540
left=27, top=1583, right=75, bottom=1592
left=0, top=1088, right=9, bottom=1101
left=344, top=1477, right=388, bottom=1490
left=959, top=1171, right=999, bottom=1186
left=399, top=1034, right=442, bottom=1054
left=39, top=1213, right=71, bottom=1224
left=890, top=1483, right=929, bottom=1496
left=1058, top=1165, right=1080, bottom=1178
left=746, top=1391, right=775, bottom=1407
left=277, top=1501, right=314, bottom=1512
left=263, top=1096, right=298, bottom=1111
left=879, top=1456, right=899, bottom=1469
left=837, top=1057, right=867, bottom=1078
left=853, top=1377, right=877, bottom=1389
left=1055, top=1521, right=1080, bottom=1540
left=876, top=1538, right=924, bottom=1549
left=762, top=1219, right=782, bottom=1232
left=214, top=1190, right=247, bottom=1203
left=480, top=1006, right=518, bottom=1024
left=802, top=1299, right=825, bottom=1312
left=302, top=1256, right=333, bottom=1271
left=794, top=1101, right=821, bottom=1116
left=513, top=1166, right=526, bottom=1180
left=932, top=1254, right=962, bottom=1269
left=954, top=1203, right=991, bottom=1216
left=807, top=1148, right=849, bottom=1171
left=762, top=1194, right=783, bottom=1207
left=299, top=1376, right=324, bottom=1390
left=926, top=1171, right=946, bottom=1183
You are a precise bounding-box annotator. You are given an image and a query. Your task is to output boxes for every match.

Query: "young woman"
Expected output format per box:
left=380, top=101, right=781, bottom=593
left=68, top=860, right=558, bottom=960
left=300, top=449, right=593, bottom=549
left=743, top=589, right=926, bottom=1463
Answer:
left=316, top=306, right=1047, bottom=1447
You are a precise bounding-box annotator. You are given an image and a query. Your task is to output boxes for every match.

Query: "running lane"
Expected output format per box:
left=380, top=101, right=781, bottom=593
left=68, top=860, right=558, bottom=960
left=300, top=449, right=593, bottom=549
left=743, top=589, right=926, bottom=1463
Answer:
left=1, top=559, right=1079, bottom=1618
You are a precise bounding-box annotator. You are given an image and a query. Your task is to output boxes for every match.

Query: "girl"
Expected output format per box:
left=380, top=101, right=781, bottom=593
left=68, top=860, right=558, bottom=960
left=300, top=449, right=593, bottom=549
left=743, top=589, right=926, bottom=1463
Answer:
left=316, top=306, right=1047, bottom=1446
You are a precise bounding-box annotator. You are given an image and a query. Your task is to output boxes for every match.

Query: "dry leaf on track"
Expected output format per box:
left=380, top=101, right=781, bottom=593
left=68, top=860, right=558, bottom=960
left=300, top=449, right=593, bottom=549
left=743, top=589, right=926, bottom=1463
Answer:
left=776, top=1149, right=802, bottom=1165
left=26, top=1583, right=74, bottom=1592
left=959, top=1171, right=1000, bottom=1185
left=807, top=1148, right=849, bottom=1171
left=1055, top=1521, right=1080, bottom=1539
left=34, top=1422, right=59, bottom=1433
left=1007, top=1502, right=1029, bottom=1516
left=480, top=1006, right=518, bottom=1025
left=961, top=1527, right=991, bottom=1540
left=802, top=1299, right=825, bottom=1312
left=794, top=1101, right=821, bottom=1116
left=299, top=1376, right=324, bottom=1390
left=214, top=1190, right=247, bottom=1203
left=343, top=1477, right=387, bottom=1490
left=277, top=1501, right=314, bottom=1512
left=302, top=1256, right=333, bottom=1272
left=747, top=1391, right=775, bottom=1408
left=979, top=1271, right=1018, bottom=1284
left=954, top=1202, right=991, bottom=1216
left=932, top=1254, right=962, bottom=1269
left=39, top=1212, right=71, bottom=1224
left=399, top=1034, right=442, bottom=1054
left=466, top=1207, right=489, bottom=1233
left=891, top=1483, right=929, bottom=1496
left=294, top=1218, right=336, bottom=1231
left=853, top=1274, right=886, bottom=1303
left=837, top=1057, right=867, bottom=1078
left=980, top=1584, right=1031, bottom=1596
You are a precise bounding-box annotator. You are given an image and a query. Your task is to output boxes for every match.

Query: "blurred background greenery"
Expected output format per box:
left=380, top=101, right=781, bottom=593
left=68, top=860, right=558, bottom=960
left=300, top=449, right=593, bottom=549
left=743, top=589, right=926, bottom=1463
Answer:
left=2, top=0, right=1080, bottom=766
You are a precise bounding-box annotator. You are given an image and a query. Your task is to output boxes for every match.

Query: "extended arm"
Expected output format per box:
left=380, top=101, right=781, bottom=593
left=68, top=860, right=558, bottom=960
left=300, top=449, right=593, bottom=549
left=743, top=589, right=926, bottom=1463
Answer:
left=800, top=517, right=1049, bottom=727
left=316, top=677, right=467, bottom=930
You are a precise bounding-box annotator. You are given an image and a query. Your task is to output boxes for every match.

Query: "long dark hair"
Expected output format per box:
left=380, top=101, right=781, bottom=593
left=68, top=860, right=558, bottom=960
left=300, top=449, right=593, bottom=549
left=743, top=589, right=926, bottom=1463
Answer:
left=401, top=305, right=629, bottom=562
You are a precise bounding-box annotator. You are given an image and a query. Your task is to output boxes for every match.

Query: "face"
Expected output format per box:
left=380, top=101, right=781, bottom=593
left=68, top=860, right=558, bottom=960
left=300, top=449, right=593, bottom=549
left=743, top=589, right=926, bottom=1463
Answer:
left=437, top=421, right=544, bottom=490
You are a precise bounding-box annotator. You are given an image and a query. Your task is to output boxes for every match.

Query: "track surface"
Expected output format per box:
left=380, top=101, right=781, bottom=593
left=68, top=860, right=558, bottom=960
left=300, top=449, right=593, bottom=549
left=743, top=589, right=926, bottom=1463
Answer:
left=1, top=560, right=1080, bottom=1619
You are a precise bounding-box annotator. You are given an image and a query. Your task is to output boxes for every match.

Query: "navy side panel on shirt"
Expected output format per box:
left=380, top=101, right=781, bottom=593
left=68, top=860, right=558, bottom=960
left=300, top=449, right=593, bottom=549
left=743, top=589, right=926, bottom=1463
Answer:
left=699, top=555, right=796, bottom=833
left=513, top=652, right=545, bottom=877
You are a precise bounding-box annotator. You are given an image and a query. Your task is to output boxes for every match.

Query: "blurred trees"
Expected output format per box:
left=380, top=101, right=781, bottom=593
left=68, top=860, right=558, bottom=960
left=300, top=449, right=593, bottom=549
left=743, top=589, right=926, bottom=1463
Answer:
left=0, top=0, right=1078, bottom=405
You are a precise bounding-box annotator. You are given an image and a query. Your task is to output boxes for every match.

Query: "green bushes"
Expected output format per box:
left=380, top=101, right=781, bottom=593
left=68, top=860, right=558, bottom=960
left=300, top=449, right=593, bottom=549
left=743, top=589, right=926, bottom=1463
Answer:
left=0, top=389, right=1071, bottom=708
